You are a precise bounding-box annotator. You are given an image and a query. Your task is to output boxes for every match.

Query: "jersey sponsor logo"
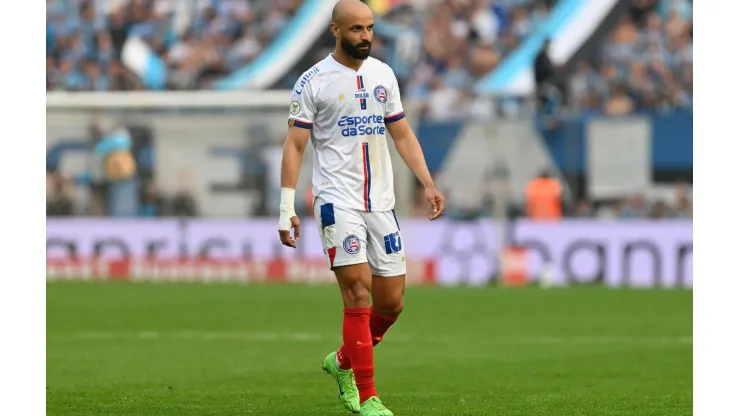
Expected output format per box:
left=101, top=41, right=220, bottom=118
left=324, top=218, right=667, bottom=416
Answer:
left=337, top=114, right=386, bottom=137
left=356, top=75, right=368, bottom=110
left=290, top=101, right=300, bottom=115
left=343, top=234, right=361, bottom=254
left=293, top=67, right=320, bottom=95
left=373, top=85, right=388, bottom=104
left=384, top=231, right=402, bottom=254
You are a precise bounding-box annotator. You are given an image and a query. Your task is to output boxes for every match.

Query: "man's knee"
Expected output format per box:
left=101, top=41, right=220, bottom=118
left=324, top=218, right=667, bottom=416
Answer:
left=343, top=280, right=371, bottom=307
left=335, top=265, right=372, bottom=308
left=373, top=297, right=404, bottom=317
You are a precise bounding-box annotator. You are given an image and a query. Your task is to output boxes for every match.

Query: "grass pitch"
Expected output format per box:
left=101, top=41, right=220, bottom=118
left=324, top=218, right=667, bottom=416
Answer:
left=47, top=283, right=692, bottom=415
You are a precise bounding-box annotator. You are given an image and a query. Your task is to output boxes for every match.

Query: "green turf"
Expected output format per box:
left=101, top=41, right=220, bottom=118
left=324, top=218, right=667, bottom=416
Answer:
left=47, top=283, right=692, bottom=415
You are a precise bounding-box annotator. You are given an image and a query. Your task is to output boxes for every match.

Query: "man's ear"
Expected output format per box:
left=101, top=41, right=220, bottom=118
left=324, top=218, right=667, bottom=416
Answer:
left=330, top=22, right=340, bottom=38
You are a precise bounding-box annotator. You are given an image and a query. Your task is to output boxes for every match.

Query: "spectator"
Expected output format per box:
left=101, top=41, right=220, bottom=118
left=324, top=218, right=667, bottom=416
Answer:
left=573, top=199, right=594, bottom=218
left=98, top=128, right=140, bottom=217
left=47, top=172, right=75, bottom=217
left=618, top=194, right=647, bottom=219
left=604, top=84, right=635, bottom=116
left=170, top=172, right=198, bottom=217
left=170, top=192, right=198, bottom=217
left=525, top=170, right=562, bottom=221
left=649, top=200, right=670, bottom=219
left=96, top=31, right=116, bottom=66
left=59, top=57, right=87, bottom=91
left=534, top=38, right=561, bottom=113
left=139, top=180, right=167, bottom=217
left=47, top=57, right=62, bottom=90
left=672, top=182, right=693, bottom=218
left=82, top=60, right=110, bottom=91
left=107, top=59, right=142, bottom=90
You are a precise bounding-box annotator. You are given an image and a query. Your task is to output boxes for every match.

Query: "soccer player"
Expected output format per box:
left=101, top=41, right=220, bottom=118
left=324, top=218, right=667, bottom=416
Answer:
left=278, top=1, right=444, bottom=414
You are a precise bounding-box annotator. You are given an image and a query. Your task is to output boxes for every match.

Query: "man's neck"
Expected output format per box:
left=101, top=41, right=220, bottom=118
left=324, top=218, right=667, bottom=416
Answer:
left=332, top=49, right=364, bottom=72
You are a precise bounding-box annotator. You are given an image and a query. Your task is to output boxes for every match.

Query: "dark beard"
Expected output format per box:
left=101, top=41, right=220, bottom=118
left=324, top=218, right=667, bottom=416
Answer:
left=340, top=36, right=371, bottom=60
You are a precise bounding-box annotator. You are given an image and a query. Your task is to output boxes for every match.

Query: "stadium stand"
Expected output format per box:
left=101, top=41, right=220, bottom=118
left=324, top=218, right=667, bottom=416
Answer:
left=365, top=0, right=554, bottom=121
left=567, top=0, right=692, bottom=115
left=46, top=0, right=301, bottom=90
left=46, top=0, right=553, bottom=95
left=47, top=0, right=691, bottom=115
left=46, top=0, right=692, bottom=220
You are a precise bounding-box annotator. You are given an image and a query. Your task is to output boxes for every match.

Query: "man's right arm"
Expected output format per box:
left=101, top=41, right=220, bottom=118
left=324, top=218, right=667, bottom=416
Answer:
left=281, top=125, right=310, bottom=189
left=279, top=68, right=318, bottom=247
left=278, top=125, right=310, bottom=248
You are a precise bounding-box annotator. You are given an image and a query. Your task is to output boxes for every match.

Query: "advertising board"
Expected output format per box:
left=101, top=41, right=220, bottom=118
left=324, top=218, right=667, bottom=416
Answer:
left=46, top=219, right=692, bottom=288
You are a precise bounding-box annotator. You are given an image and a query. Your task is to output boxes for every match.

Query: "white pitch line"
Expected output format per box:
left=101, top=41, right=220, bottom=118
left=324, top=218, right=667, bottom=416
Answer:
left=57, top=331, right=692, bottom=345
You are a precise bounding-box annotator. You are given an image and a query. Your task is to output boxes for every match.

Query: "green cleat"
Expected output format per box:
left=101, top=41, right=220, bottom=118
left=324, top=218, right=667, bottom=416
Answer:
left=322, top=351, right=361, bottom=413
left=360, top=396, right=393, bottom=416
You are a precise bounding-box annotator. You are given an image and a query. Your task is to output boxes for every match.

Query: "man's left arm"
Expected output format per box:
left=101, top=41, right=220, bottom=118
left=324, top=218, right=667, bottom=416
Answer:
left=386, top=118, right=444, bottom=220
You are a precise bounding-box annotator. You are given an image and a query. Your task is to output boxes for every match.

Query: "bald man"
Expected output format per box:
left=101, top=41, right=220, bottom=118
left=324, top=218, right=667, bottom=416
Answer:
left=278, top=1, right=444, bottom=415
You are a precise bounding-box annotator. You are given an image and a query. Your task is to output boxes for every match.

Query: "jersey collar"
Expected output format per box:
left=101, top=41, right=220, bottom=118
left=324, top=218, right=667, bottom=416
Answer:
left=328, top=53, right=366, bottom=74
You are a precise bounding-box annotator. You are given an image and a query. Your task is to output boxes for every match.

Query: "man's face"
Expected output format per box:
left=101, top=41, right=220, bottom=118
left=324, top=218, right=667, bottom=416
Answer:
left=335, top=17, right=374, bottom=60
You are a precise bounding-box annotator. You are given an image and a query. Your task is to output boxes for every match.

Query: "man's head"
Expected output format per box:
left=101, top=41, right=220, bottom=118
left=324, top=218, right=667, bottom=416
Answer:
left=331, top=0, right=374, bottom=61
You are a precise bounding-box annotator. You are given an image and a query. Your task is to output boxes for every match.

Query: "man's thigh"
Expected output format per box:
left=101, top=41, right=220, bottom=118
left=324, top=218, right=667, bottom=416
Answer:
left=314, top=198, right=369, bottom=270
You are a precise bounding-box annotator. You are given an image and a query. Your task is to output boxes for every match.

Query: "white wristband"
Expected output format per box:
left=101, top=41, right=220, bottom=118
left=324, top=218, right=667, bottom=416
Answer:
left=278, top=188, right=297, bottom=231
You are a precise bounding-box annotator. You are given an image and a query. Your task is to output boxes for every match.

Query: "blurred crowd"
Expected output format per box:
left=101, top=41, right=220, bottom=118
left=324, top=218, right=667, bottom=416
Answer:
left=46, top=0, right=300, bottom=91
left=572, top=188, right=692, bottom=220
left=47, top=171, right=199, bottom=217
left=47, top=0, right=692, bottom=117
left=566, top=0, right=692, bottom=115
left=374, top=0, right=555, bottom=121
left=372, top=0, right=692, bottom=121
left=410, top=176, right=692, bottom=220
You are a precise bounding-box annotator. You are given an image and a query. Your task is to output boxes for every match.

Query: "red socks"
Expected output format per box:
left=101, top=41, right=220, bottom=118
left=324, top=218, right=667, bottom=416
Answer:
left=342, top=308, right=377, bottom=403
left=337, top=306, right=399, bottom=367
left=370, top=307, right=398, bottom=346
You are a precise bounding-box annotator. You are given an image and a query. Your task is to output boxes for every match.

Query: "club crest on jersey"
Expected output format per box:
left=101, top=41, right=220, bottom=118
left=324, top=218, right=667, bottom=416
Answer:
left=343, top=234, right=361, bottom=254
left=356, top=75, right=368, bottom=110
left=373, top=85, right=388, bottom=104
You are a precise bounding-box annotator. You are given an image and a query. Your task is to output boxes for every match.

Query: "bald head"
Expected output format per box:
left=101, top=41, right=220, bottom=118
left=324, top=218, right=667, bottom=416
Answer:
left=332, top=0, right=372, bottom=25
left=330, top=0, right=374, bottom=62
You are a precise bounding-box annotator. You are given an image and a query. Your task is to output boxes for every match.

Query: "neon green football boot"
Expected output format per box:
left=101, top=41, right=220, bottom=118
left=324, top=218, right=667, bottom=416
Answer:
left=360, top=396, right=393, bottom=416
left=322, top=351, right=361, bottom=413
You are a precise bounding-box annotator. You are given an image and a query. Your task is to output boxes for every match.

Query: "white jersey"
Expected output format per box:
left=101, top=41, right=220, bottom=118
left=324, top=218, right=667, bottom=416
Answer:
left=288, top=54, right=405, bottom=212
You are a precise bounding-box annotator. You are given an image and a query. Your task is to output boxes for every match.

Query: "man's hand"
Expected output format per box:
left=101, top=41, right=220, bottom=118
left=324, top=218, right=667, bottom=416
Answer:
left=278, top=187, right=300, bottom=248
left=278, top=216, right=300, bottom=248
left=388, top=118, right=445, bottom=220
left=425, top=186, right=445, bottom=220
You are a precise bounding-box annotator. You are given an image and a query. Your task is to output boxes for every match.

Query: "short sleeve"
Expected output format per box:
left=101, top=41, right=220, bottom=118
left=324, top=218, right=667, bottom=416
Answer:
left=383, top=70, right=405, bottom=124
left=288, top=77, right=317, bottom=130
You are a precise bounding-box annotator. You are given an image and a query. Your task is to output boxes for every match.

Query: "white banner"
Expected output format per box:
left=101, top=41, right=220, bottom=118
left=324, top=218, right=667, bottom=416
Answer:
left=47, top=219, right=692, bottom=288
